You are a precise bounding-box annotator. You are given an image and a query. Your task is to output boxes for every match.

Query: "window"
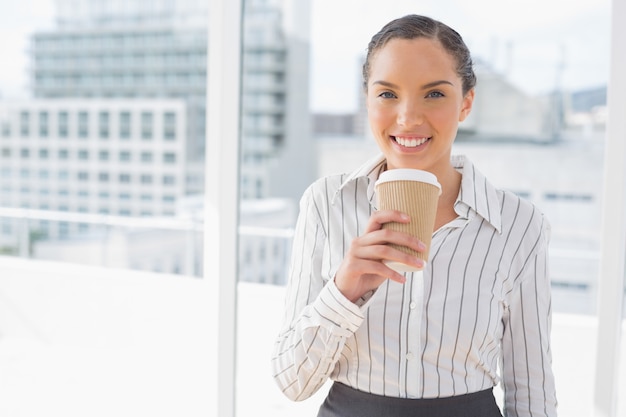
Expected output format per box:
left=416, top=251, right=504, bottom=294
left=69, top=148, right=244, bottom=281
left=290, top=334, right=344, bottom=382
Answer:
left=163, top=152, right=176, bottom=163
left=58, top=149, right=69, bottom=159
left=164, top=111, right=176, bottom=140
left=119, top=151, right=131, bottom=162
left=119, top=173, right=131, bottom=183
left=77, top=171, right=89, bottom=181
left=99, top=111, right=109, bottom=139
left=20, top=111, right=30, bottom=137
left=39, top=149, right=49, bottom=159
left=2, top=2, right=622, bottom=416
left=140, top=174, right=153, bottom=184
left=140, top=151, right=153, bottom=162
left=58, top=111, right=69, bottom=137
left=98, top=172, right=109, bottom=182
left=39, top=111, right=49, bottom=137
left=141, top=111, right=153, bottom=139
left=98, top=150, right=109, bottom=161
left=119, top=111, right=131, bottom=139
left=78, top=111, right=89, bottom=138
left=2, top=121, right=11, bottom=137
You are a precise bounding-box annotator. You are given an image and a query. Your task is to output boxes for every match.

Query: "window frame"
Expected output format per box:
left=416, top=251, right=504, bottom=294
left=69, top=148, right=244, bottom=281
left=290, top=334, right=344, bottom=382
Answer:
left=204, top=1, right=242, bottom=416
left=592, top=0, right=626, bottom=414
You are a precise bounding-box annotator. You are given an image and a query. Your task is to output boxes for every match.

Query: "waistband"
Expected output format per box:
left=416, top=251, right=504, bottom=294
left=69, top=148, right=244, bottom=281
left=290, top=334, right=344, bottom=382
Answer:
left=317, top=382, right=502, bottom=417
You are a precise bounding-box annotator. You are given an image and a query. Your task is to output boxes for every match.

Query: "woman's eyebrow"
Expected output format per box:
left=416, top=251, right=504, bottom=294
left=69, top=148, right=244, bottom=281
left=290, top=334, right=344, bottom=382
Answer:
left=422, top=80, right=454, bottom=89
left=371, top=80, right=455, bottom=89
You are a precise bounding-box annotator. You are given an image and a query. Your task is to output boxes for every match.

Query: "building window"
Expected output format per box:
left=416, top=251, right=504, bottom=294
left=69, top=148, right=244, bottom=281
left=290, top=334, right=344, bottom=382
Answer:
left=78, top=111, right=89, bottom=138
left=99, top=111, right=110, bottom=139
left=140, top=174, right=152, bottom=184
left=1, top=148, right=10, bottom=158
left=141, top=112, right=153, bottom=140
left=119, top=173, right=131, bottom=183
left=20, top=111, right=30, bottom=137
left=99, top=150, right=109, bottom=161
left=163, top=152, right=176, bottom=163
left=98, top=173, right=109, bottom=182
left=39, top=111, right=49, bottom=137
left=164, top=111, right=176, bottom=140
left=78, top=150, right=89, bottom=160
left=141, top=151, right=153, bottom=163
left=119, top=111, right=131, bottom=139
left=39, top=170, right=49, bottom=179
left=39, top=149, right=49, bottom=159
left=20, top=148, right=30, bottom=158
left=163, top=175, right=176, bottom=185
left=119, top=151, right=131, bottom=162
left=1, top=121, right=10, bottom=137
left=58, top=170, right=69, bottom=180
left=58, top=149, right=69, bottom=159
left=77, top=171, right=89, bottom=181
left=58, top=111, right=69, bottom=138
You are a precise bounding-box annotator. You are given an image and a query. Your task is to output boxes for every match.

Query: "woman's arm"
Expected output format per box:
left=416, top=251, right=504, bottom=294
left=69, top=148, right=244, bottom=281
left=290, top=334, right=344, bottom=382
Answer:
left=501, top=219, right=558, bottom=416
left=271, top=185, right=365, bottom=401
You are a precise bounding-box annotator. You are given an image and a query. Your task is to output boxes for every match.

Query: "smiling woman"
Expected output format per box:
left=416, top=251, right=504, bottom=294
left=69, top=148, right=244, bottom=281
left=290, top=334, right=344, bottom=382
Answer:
left=271, top=14, right=557, bottom=417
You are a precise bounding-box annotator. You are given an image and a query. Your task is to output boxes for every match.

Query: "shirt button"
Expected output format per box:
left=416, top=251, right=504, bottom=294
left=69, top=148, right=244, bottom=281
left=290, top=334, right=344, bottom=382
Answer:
left=406, top=352, right=414, bottom=361
left=409, top=301, right=417, bottom=309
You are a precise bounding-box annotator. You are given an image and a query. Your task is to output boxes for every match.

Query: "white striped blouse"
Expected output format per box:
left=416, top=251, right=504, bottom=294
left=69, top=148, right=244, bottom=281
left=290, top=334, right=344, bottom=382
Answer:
left=271, top=154, right=558, bottom=417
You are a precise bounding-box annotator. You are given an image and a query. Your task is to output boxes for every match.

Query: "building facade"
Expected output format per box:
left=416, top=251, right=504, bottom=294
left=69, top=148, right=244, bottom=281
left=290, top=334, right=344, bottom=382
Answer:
left=29, top=0, right=314, bottom=201
left=0, top=99, right=186, bottom=244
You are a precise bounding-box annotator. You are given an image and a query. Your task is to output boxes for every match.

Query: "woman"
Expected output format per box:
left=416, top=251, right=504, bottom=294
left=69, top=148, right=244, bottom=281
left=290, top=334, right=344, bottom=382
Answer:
left=271, top=14, right=558, bottom=417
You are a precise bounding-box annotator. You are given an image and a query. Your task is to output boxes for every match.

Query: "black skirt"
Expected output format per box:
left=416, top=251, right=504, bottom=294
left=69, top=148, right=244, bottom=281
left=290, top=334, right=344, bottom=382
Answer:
left=317, top=382, right=503, bottom=417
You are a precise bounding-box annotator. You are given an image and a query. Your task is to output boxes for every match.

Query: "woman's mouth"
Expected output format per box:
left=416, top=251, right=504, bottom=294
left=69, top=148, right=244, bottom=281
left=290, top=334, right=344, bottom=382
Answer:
left=392, top=135, right=430, bottom=148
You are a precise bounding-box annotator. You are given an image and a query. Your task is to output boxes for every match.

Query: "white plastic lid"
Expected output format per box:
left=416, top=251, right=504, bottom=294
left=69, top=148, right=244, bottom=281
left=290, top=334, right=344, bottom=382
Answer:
left=375, top=169, right=441, bottom=190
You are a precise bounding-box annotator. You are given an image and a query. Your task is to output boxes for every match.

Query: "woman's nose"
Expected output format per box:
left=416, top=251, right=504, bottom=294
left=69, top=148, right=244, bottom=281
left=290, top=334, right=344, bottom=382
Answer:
left=397, top=101, right=424, bottom=127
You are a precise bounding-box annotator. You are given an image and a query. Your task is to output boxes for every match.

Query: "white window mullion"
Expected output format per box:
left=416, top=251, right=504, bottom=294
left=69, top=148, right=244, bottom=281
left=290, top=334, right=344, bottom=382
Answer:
left=593, top=0, right=626, bottom=415
left=205, top=0, right=242, bottom=416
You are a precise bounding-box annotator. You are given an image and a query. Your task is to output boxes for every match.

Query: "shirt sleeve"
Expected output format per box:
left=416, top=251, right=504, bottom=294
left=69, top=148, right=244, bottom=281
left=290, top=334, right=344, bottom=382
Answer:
left=501, top=219, right=558, bottom=416
left=271, top=185, right=365, bottom=402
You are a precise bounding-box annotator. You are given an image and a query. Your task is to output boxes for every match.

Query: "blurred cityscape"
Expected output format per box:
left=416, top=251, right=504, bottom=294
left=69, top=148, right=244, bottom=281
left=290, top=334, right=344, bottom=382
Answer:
left=0, top=0, right=613, bottom=316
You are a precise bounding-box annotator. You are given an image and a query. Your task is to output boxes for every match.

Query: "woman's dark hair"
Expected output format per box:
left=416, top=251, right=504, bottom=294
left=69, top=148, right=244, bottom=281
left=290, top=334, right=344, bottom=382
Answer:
left=362, top=15, right=476, bottom=95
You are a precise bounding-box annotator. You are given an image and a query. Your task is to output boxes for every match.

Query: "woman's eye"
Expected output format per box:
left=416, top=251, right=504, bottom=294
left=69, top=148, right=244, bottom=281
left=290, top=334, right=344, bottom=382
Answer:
left=426, top=91, right=444, bottom=98
left=378, top=91, right=396, bottom=99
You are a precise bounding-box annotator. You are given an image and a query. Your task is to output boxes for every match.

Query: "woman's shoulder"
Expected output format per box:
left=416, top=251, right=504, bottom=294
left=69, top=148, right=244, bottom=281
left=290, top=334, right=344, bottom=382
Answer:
left=300, top=172, right=355, bottom=204
left=496, top=187, right=550, bottom=237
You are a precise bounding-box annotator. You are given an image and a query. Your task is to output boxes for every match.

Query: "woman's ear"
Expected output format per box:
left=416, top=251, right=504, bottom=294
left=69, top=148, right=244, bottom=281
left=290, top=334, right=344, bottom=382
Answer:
left=459, top=88, right=475, bottom=122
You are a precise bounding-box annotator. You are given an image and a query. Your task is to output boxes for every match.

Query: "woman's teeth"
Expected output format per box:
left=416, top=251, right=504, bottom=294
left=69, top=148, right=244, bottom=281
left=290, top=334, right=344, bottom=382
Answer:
left=394, top=136, right=429, bottom=147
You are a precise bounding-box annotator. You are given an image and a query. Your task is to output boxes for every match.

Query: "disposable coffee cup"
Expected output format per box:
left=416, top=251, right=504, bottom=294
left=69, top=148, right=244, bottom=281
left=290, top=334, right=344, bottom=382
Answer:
left=375, top=169, right=441, bottom=272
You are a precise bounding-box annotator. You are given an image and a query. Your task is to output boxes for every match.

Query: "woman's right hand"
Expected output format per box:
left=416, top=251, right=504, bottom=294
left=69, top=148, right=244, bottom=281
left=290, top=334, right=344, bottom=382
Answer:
left=334, top=209, right=426, bottom=303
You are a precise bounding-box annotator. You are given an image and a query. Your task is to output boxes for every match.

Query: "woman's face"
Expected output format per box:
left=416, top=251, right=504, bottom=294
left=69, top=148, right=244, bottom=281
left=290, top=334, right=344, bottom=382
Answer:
left=366, top=37, right=474, bottom=174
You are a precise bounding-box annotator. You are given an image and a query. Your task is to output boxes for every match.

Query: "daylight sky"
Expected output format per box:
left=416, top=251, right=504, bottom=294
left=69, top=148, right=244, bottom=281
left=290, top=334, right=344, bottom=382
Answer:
left=0, top=0, right=612, bottom=113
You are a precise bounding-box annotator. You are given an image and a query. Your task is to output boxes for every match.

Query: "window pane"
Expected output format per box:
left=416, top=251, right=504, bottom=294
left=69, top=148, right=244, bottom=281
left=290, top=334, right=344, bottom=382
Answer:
left=235, top=1, right=619, bottom=416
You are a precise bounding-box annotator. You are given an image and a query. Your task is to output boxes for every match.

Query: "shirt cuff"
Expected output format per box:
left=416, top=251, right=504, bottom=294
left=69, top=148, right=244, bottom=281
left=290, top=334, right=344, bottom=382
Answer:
left=313, top=279, right=365, bottom=335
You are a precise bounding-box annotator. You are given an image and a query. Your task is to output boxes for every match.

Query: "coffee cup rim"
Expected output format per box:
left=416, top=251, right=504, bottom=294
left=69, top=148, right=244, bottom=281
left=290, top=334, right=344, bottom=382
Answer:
left=375, top=168, right=441, bottom=189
